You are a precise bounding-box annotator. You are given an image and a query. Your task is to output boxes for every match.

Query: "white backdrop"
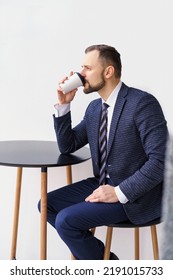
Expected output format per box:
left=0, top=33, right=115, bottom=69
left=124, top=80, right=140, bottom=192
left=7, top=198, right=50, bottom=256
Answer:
left=0, top=0, right=172, bottom=260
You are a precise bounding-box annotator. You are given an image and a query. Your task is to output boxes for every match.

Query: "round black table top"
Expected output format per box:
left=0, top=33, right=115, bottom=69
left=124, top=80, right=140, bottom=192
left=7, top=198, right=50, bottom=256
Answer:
left=0, top=140, right=91, bottom=168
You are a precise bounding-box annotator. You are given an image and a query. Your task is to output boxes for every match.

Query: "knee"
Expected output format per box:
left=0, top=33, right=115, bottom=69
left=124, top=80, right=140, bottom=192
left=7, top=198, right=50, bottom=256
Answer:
left=55, top=208, right=73, bottom=235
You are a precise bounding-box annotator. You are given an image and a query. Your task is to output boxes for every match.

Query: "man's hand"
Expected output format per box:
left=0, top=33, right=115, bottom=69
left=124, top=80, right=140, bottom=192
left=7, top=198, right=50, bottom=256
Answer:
left=85, top=185, right=119, bottom=203
left=57, top=71, right=78, bottom=104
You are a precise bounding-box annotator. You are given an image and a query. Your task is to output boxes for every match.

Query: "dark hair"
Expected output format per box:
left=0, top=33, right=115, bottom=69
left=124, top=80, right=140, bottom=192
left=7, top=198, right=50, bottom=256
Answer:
left=85, top=44, right=122, bottom=78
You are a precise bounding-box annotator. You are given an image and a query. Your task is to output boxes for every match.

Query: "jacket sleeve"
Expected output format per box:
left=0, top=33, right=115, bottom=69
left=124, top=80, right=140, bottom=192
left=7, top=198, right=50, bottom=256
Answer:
left=119, top=94, right=168, bottom=202
left=53, top=111, right=88, bottom=154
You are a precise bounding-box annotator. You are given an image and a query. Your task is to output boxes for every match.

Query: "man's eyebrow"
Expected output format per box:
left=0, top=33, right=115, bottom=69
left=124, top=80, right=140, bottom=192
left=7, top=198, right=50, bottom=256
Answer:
left=81, top=64, right=91, bottom=68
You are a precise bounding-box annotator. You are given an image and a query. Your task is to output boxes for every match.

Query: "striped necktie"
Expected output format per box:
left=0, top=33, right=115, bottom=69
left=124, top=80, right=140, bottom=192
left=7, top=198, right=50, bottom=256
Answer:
left=99, top=103, right=109, bottom=185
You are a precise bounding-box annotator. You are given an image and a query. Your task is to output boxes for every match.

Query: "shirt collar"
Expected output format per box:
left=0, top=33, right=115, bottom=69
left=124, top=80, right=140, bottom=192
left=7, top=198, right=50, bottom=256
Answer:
left=102, top=80, right=122, bottom=107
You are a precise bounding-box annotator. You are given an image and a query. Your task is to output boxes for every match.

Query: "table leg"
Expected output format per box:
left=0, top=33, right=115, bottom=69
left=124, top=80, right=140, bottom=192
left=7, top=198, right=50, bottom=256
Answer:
left=66, top=165, right=72, bottom=184
left=40, top=166, right=71, bottom=260
left=40, top=167, right=47, bottom=260
left=10, top=167, right=23, bottom=260
left=65, top=166, right=76, bottom=259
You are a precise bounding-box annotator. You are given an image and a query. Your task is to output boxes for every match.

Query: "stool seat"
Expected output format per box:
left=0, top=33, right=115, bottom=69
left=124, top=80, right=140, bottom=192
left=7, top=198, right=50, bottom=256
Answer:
left=108, top=217, right=161, bottom=228
left=103, top=217, right=161, bottom=260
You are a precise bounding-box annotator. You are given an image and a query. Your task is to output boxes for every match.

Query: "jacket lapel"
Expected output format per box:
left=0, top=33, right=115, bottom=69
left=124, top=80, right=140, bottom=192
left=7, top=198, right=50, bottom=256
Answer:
left=107, top=83, right=128, bottom=156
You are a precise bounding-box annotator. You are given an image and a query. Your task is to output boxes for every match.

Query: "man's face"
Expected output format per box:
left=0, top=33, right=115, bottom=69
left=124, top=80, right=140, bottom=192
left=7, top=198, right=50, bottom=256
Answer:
left=81, top=50, right=106, bottom=94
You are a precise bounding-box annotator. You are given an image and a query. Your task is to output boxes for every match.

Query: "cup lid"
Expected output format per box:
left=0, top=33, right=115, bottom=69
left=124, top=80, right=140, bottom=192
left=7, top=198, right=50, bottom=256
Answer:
left=75, top=72, right=85, bottom=86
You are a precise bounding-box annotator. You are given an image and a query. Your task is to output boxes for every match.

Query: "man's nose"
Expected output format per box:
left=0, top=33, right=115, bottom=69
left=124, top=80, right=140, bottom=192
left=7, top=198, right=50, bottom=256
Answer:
left=80, top=69, right=86, bottom=77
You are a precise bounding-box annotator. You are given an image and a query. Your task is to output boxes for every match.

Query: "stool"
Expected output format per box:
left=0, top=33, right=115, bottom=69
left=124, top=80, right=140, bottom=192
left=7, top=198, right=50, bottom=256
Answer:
left=103, top=218, right=160, bottom=260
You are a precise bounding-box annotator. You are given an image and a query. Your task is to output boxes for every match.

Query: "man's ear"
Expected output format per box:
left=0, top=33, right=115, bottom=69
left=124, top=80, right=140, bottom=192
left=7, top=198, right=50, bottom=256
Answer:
left=104, top=65, right=115, bottom=79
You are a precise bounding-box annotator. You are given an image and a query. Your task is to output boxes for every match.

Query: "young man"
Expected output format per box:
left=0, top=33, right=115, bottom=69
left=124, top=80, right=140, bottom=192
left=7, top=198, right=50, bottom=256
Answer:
left=39, top=44, right=168, bottom=259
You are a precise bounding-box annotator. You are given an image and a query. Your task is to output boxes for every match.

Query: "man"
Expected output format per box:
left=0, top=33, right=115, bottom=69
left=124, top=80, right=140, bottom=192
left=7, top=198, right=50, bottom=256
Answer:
left=39, top=44, right=168, bottom=260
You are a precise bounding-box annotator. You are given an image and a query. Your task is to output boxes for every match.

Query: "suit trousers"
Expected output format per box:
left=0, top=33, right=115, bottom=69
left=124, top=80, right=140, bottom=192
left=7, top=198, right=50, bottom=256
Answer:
left=40, top=177, right=129, bottom=260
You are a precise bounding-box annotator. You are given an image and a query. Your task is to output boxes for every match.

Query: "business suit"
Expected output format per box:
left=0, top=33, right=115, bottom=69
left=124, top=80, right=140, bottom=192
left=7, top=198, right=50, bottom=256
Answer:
left=47, top=82, right=168, bottom=259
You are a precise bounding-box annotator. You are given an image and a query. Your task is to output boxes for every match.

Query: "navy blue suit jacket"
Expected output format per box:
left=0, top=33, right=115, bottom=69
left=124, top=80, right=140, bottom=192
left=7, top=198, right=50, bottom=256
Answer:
left=54, top=83, right=168, bottom=224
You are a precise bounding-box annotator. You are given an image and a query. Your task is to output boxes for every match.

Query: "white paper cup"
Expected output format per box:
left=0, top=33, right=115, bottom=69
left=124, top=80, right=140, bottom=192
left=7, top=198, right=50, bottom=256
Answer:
left=60, top=72, right=85, bottom=94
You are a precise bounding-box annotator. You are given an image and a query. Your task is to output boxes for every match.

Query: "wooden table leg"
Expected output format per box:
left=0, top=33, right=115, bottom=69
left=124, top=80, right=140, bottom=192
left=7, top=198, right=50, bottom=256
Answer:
left=66, top=165, right=72, bottom=184
left=10, top=167, right=22, bottom=260
left=40, top=167, right=47, bottom=260
left=66, top=166, right=75, bottom=259
left=40, top=166, right=71, bottom=260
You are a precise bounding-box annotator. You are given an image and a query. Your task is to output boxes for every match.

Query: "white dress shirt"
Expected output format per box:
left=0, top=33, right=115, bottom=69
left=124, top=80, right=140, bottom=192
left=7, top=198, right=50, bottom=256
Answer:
left=54, top=81, right=128, bottom=204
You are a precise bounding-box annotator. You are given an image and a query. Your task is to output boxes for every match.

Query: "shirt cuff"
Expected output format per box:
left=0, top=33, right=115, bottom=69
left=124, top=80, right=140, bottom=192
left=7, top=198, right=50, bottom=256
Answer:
left=114, top=186, right=129, bottom=204
left=54, top=103, right=70, bottom=117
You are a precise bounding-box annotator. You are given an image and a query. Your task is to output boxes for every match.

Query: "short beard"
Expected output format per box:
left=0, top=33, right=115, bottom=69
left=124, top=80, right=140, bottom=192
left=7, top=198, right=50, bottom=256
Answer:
left=83, top=73, right=106, bottom=94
